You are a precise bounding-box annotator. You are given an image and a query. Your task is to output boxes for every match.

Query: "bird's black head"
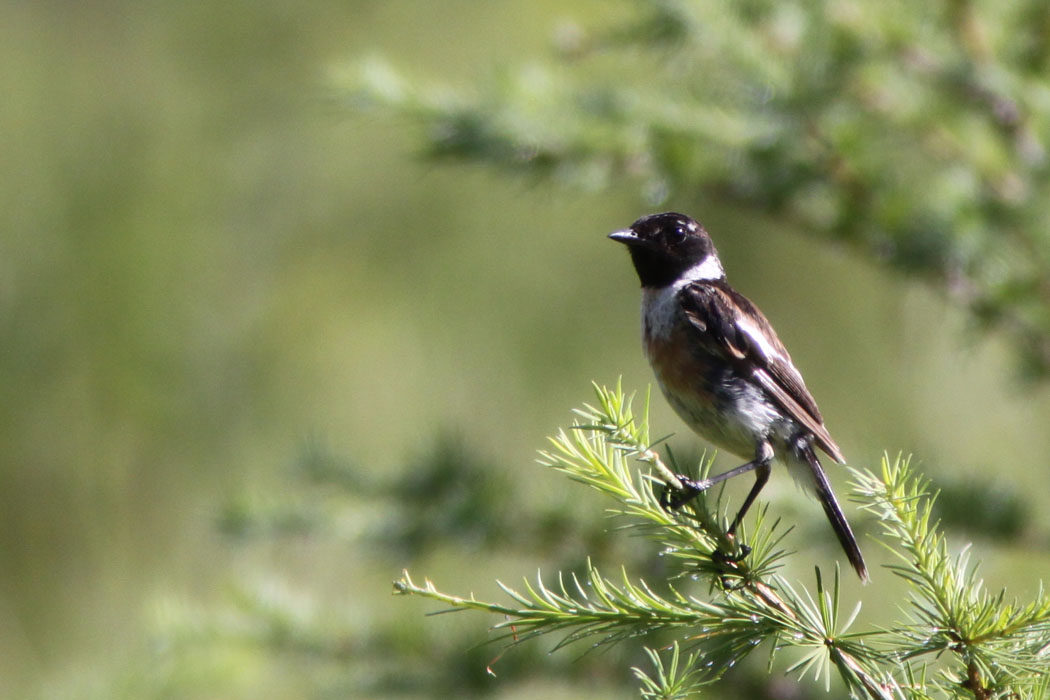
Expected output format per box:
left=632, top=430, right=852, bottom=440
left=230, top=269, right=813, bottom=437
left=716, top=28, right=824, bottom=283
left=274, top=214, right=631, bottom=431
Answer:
left=608, top=212, right=722, bottom=288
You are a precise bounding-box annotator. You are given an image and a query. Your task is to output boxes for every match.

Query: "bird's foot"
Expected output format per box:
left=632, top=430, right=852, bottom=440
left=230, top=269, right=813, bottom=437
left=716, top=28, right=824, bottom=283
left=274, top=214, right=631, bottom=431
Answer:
left=658, top=475, right=711, bottom=510
left=712, top=543, right=752, bottom=564
left=712, top=543, right=753, bottom=590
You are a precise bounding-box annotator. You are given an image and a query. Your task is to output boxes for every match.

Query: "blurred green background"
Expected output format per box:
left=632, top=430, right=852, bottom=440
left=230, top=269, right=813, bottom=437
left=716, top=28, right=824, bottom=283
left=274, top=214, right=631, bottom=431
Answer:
left=3, top=1, right=1050, bottom=697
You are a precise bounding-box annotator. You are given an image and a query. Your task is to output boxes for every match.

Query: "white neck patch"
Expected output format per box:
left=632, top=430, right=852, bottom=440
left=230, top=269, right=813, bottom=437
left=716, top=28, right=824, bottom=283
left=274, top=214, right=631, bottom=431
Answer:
left=643, top=254, right=726, bottom=342
left=674, top=255, right=725, bottom=290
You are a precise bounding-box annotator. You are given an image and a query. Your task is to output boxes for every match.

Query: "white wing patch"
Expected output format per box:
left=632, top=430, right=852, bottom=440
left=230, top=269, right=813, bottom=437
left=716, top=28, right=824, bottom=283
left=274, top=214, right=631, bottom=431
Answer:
left=735, top=316, right=784, bottom=363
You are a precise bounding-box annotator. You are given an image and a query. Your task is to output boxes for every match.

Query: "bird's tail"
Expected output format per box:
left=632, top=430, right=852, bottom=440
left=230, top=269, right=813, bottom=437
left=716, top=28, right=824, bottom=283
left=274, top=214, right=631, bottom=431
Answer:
left=800, top=446, right=869, bottom=582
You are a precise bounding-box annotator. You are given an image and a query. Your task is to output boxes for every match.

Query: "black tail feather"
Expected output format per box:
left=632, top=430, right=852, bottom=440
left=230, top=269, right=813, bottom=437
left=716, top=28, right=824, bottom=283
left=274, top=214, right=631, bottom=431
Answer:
left=802, top=447, right=869, bottom=582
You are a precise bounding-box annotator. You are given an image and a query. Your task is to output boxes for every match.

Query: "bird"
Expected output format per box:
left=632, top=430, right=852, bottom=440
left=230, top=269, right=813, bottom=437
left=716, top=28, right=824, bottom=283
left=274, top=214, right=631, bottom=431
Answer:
left=609, top=212, right=868, bottom=581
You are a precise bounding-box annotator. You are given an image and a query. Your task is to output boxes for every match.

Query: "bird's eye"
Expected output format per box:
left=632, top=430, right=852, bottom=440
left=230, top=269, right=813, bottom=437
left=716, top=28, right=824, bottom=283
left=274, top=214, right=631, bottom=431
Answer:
left=668, top=225, right=687, bottom=243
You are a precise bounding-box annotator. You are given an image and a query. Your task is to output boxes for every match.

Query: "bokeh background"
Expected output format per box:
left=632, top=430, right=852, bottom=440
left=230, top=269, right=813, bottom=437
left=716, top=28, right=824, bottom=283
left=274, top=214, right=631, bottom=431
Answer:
left=4, top=1, right=1050, bottom=697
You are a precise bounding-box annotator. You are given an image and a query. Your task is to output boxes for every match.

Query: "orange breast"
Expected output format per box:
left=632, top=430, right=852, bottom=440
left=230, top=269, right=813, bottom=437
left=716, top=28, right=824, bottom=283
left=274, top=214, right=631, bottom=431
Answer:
left=645, top=322, right=714, bottom=400
left=644, top=318, right=759, bottom=460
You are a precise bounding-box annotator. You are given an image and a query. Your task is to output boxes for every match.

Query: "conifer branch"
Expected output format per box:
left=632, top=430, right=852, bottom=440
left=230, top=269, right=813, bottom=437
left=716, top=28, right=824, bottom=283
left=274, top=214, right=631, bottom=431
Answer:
left=394, top=382, right=1050, bottom=698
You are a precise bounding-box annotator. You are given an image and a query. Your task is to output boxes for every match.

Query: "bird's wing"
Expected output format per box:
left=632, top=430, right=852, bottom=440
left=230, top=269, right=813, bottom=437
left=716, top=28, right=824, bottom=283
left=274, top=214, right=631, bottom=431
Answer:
left=679, top=282, right=845, bottom=463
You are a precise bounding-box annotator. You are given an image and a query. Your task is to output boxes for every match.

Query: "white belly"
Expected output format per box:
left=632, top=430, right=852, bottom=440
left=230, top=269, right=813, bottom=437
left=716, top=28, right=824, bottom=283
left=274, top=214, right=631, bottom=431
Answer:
left=658, top=370, right=789, bottom=460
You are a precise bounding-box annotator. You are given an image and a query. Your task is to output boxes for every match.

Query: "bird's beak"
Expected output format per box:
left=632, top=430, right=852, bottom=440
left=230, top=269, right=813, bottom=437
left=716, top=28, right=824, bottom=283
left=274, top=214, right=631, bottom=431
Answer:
left=608, top=228, right=640, bottom=245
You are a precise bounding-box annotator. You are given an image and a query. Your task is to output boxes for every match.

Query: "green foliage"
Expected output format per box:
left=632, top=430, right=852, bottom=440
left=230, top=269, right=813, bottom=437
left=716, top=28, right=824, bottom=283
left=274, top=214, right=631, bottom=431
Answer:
left=855, top=459, right=1050, bottom=695
left=343, top=0, right=1050, bottom=380
left=119, top=431, right=642, bottom=699
left=395, top=382, right=1050, bottom=699
left=632, top=643, right=710, bottom=699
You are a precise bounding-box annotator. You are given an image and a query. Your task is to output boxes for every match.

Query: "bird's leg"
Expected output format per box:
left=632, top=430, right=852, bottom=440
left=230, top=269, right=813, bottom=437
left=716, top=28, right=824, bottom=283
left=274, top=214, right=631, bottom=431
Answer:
left=726, top=451, right=772, bottom=537
left=660, top=462, right=756, bottom=509
left=662, top=442, right=774, bottom=563
left=659, top=441, right=774, bottom=513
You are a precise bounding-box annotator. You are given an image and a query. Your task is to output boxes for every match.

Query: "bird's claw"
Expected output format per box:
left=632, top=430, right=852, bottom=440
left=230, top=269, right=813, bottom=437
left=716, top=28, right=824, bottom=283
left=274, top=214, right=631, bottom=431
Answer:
left=712, top=544, right=752, bottom=564
left=658, top=475, right=710, bottom=510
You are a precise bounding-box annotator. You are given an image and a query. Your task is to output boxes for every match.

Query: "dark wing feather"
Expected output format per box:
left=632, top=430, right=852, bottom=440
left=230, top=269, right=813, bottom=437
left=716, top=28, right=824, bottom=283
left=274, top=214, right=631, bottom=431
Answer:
left=679, top=282, right=845, bottom=463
